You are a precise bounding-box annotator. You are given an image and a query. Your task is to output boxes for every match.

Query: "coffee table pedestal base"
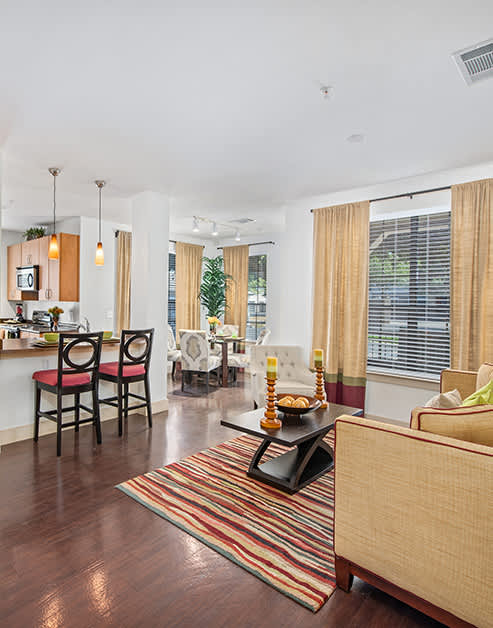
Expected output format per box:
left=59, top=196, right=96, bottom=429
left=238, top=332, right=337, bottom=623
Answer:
left=247, top=434, right=334, bottom=494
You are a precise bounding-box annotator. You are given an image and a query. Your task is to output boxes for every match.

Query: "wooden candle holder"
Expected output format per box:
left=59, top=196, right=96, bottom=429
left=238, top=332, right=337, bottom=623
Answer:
left=314, top=365, right=328, bottom=409
left=260, top=376, right=281, bottom=429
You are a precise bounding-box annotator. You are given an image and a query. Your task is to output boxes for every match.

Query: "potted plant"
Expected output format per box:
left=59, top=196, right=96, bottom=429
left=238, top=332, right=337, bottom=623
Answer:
left=23, top=226, right=47, bottom=241
left=199, top=256, right=231, bottom=320
left=48, top=306, right=64, bottom=331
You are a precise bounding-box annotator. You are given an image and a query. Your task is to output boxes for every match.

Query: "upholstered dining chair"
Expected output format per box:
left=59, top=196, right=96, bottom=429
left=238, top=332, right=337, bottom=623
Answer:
left=179, top=329, right=222, bottom=394
left=228, top=328, right=271, bottom=373
left=32, top=331, right=104, bottom=456
left=249, top=345, right=315, bottom=408
left=99, top=328, right=154, bottom=436
left=210, top=323, right=239, bottom=357
left=167, top=324, right=181, bottom=380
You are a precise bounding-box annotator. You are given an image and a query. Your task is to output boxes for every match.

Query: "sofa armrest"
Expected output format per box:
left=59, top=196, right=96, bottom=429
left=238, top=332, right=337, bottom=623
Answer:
left=440, top=368, right=476, bottom=399
left=334, top=416, right=493, bottom=628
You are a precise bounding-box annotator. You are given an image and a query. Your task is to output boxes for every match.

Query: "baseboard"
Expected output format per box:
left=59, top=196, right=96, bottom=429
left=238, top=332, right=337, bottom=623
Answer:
left=0, top=398, right=169, bottom=447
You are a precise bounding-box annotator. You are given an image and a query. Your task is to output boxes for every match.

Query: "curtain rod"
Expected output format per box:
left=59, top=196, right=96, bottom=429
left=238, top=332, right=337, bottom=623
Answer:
left=310, top=185, right=452, bottom=212
left=216, top=240, right=275, bottom=250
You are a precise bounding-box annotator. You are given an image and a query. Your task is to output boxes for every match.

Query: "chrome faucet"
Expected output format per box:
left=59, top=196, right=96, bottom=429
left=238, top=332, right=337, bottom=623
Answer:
left=79, top=317, right=91, bottom=333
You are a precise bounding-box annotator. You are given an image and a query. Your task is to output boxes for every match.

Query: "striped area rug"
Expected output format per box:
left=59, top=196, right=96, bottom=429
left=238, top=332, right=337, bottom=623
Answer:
left=116, top=434, right=336, bottom=611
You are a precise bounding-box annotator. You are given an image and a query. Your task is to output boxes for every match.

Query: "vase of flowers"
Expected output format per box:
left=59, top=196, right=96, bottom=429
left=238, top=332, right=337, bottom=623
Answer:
left=207, top=316, right=221, bottom=347
left=48, top=306, right=64, bottom=331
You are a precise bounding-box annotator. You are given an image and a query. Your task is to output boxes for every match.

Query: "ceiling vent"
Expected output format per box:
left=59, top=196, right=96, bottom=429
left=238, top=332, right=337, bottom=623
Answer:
left=229, top=217, right=256, bottom=224
left=453, top=38, right=493, bottom=85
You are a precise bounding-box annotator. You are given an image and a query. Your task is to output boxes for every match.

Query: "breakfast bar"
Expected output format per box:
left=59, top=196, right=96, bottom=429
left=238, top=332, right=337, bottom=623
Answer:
left=0, top=337, right=121, bottom=445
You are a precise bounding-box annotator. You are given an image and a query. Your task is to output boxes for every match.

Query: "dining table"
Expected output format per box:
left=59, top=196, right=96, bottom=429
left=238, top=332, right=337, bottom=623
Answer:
left=211, top=335, right=245, bottom=388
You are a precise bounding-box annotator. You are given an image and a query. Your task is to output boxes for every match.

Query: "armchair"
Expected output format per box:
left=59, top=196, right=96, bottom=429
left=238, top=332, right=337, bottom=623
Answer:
left=179, top=330, right=221, bottom=394
left=334, top=415, right=493, bottom=628
left=249, top=345, right=314, bottom=408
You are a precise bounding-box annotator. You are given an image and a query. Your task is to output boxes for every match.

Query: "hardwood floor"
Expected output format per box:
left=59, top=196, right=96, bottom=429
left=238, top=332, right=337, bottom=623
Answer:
left=0, top=374, right=444, bottom=628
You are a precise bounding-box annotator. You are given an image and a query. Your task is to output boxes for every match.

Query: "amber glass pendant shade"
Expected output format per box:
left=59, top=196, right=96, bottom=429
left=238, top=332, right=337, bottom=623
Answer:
left=48, top=234, right=59, bottom=260
left=95, top=241, right=104, bottom=266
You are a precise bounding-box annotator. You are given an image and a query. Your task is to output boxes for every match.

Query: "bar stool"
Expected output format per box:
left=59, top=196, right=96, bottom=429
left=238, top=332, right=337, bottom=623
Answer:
left=33, top=332, right=104, bottom=456
left=98, top=328, right=154, bottom=436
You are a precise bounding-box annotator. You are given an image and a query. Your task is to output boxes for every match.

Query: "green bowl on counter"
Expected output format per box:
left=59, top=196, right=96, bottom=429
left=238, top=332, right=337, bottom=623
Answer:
left=103, top=331, right=113, bottom=340
left=43, top=333, right=60, bottom=343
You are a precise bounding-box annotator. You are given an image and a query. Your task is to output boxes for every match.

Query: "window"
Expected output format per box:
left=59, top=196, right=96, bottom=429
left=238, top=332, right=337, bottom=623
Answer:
left=246, top=254, right=267, bottom=341
left=368, top=211, right=450, bottom=378
left=168, top=251, right=176, bottom=334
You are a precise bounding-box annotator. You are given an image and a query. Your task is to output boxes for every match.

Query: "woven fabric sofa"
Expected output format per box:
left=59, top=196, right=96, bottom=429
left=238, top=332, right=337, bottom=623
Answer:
left=334, top=415, right=493, bottom=627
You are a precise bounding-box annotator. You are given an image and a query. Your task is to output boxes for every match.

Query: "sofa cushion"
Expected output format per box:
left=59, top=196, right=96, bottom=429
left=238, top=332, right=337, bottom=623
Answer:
left=476, top=362, right=493, bottom=389
left=424, top=388, right=462, bottom=409
left=462, top=379, right=493, bottom=406
left=410, top=405, right=493, bottom=447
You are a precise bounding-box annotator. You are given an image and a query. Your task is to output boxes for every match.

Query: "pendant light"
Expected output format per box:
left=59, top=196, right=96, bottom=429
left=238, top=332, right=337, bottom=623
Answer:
left=48, top=168, right=61, bottom=259
left=94, top=180, right=106, bottom=266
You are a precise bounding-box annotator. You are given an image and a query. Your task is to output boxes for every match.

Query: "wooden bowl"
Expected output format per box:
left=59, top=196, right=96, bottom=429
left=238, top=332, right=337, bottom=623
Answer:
left=275, top=394, right=320, bottom=419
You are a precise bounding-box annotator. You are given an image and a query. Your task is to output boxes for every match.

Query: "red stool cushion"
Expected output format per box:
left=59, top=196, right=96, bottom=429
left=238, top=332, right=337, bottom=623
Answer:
left=99, top=361, right=146, bottom=378
left=32, top=369, right=91, bottom=387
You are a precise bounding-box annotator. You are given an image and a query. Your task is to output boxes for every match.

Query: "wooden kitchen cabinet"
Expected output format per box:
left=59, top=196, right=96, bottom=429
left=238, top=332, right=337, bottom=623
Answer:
left=38, top=233, right=79, bottom=302
left=7, top=243, right=22, bottom=300
left=8, top=233, right=80, bottom=302
left=21, top=238, right=40, bottom=266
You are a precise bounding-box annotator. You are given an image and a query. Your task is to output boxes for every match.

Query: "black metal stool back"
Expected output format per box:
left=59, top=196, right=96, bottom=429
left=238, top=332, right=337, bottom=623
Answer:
left=57, top=332, right=104, bottom=390
left=118, top=328, right=154, bottom=380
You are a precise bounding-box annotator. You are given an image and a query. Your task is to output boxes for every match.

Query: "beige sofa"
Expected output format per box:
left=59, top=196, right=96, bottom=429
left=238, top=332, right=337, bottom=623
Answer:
left=334, top=414, right=493, bottom=627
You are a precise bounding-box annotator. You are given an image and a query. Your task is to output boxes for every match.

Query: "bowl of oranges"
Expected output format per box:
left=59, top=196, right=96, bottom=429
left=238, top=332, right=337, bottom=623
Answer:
left=275, top=394, right=321, bottom=421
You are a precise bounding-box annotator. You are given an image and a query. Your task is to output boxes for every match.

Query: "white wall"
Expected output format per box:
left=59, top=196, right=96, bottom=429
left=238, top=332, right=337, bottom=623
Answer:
left=0, top=229, right=23, bottom=317
left=79, top=216, right=130, bottom=332
left=273, top=159, right=493, bottom=421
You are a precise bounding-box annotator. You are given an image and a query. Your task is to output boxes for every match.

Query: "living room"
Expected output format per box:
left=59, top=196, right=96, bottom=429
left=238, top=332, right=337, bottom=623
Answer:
left=1, top=2, right=492, bottom=627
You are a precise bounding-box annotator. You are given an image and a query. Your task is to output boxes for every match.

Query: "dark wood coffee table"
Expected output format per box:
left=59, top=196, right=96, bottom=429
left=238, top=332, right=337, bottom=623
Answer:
left=221, top=403, right=363, bottom=494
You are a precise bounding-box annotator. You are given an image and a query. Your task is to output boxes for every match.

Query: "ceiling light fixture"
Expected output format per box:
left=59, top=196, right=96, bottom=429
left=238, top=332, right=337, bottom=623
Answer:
left=235, top=230, right=241, bottom=242
left=211, top=222, right=218, bottom=236
left=48, top=168, right=61, bottom=260
left=94, top=180, right=106, bottom=266
left=192, top=217, right=200, bottom=232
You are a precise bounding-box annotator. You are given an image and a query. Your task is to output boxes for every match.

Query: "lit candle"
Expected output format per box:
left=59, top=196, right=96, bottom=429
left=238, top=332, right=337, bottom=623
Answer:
left=314, top=349, right=324, bottom=368
left=266, top=356, right=278, bottom=379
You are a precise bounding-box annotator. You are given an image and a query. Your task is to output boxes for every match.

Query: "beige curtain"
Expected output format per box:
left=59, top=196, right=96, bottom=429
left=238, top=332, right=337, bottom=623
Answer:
left=224, top=245, right=249, bottom=337
left=311, top=201, right=370, bottom=408
left=115, top=231, right=132, bottom=334
left=451, top=178, right=493, bottom=370
left=176, top=241, right=204, bottom=335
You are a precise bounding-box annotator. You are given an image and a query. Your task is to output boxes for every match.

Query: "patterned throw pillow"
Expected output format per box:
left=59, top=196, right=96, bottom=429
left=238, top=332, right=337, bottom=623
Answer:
left=424, top=389, right=462, bottom=409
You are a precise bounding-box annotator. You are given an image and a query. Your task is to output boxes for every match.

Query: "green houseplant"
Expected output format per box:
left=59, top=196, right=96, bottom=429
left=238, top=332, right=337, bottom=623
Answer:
left=199, top=256, right=231, bottom=320
left=23, top=226, right=47, bottom=241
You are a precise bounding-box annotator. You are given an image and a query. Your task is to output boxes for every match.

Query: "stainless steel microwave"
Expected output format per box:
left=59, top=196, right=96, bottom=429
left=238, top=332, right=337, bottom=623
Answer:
left=16, top=265, right=39, bottom=291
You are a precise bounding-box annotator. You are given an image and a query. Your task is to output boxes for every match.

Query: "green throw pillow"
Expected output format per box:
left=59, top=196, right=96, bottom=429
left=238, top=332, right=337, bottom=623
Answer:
left=462, top=379, right=493, bottom=406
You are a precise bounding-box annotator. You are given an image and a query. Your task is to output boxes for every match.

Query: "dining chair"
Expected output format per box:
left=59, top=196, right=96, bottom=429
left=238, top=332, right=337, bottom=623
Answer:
left=167, top=324, right=181, bottom=380
left=32, top=332, right=104, bottom=456
left=228, top=328, right=271, bottom=375
left=98, top=328, right=154, bottom=436
left=179, top=329, right=222, bottom=393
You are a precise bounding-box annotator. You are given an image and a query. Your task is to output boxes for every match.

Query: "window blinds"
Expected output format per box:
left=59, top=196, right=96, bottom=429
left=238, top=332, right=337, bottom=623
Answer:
left=368, top=211, right=450, bottom=377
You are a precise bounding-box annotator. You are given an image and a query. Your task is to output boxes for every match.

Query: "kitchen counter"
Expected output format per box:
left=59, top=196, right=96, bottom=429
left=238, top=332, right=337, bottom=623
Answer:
left=0, top=337, right=119, bottom=358
left=0, top=337, right=122, bottom=445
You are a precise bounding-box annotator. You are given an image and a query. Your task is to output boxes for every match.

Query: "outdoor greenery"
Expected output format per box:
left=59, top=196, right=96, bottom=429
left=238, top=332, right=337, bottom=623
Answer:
left=199, top=256, right=231, bottom=319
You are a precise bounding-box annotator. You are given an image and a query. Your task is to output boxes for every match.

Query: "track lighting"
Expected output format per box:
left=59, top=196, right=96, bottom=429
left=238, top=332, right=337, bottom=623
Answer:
left=235, top=230, right=241, bottom=241
left=192, top=217, right=200, bottom=233
left=211, top=222, right=218, bottom=236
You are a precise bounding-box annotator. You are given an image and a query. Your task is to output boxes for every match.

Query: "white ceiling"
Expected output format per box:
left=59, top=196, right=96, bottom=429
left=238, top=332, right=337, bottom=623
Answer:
left=1, top=1, right=492, bottom=236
